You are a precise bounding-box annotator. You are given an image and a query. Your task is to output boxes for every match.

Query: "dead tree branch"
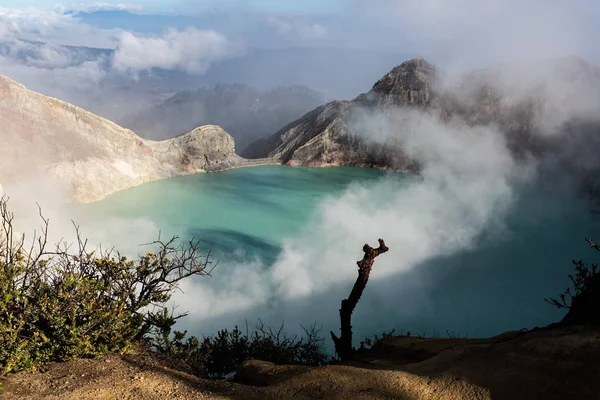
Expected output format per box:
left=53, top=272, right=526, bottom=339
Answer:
left=331, top=238, right=389, bottom=360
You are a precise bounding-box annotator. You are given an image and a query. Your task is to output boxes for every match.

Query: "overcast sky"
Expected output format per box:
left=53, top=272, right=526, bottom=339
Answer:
left=0, top=0, right=595, bottom=63
left=0, top=0, right=343, bottom=14
left=0, top=0, right=598, bottom=99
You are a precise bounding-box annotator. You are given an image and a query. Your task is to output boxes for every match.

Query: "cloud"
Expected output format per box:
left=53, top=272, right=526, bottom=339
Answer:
left=266, top=16, right=328, bottom=40
left=0, top=6, right=120, bottom=48
left=344, top=0, right=597, bottom=67
left=0, top=38, right=99, bottom=69
left=0, top=6, right=239, bottom=117
left=0, top=55, right=108, bottom=98
left=112, top=27, right=238, bottom=73
left=298, top=23, right=328, bottom=40
left=59, top=2, right=144, bottom=13
left=266, top=16, right=293, bottom=35
left=0, top=6, right=239, bottom=76
left=0, top=8, right=112, bottom=96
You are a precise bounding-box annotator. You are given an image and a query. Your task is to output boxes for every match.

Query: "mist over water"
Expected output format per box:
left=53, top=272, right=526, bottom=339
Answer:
left=74, top=166, right=600, bottom=347
left=78, top=166, right=386, bottom=262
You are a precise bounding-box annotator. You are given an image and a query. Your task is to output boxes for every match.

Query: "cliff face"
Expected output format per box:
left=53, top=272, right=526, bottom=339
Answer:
left=245, top=56, right=600, bottom=173
left=0, top=74, right=243, bottom=203
left=242, top=57, right=434, bottom=169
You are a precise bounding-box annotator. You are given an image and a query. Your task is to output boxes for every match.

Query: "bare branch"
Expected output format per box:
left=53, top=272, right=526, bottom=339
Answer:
left=331, top=238, right=389, bottom=361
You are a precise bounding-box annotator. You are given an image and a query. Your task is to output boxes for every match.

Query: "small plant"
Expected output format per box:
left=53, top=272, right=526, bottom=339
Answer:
left=545, top=238, right=600, bottom=325
left=358, top=329, right=397, bottom=351
left=446, top=330, right=469, bottom=339
left=147, top=316, right=328, bottom=378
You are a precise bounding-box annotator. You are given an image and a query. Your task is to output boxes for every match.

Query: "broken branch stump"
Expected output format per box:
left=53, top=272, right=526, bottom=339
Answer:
left=331, top=238, right=389, bottom=360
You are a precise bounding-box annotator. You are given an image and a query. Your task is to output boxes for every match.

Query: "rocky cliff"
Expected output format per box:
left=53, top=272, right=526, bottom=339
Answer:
left=0, top=74, right=245, bottom=203
left=244, top=56, right=600, bottom=175
left=242, top=57, right=434, bottom=168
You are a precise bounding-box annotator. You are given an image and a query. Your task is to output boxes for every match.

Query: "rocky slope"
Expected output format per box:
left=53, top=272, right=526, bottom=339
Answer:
left=244, top=56, right=600, bottom=176
left=0, top=73, right=249, bottom=203
left=242, top=57, right=434, bottom=167
left=2, top=324, right=598, bottom=399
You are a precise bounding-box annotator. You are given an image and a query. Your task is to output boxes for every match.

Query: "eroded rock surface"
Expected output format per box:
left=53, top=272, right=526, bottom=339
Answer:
left=0, top=74, right=245, bottom=202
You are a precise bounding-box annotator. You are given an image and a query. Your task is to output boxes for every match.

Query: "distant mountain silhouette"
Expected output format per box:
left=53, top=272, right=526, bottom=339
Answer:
left=120, top=83, right=327, bottom=153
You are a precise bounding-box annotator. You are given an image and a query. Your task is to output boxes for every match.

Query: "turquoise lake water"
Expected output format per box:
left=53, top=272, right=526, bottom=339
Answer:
left=79, top=165, right=600, bottom=342
left=81, top=166, right=387, bottom=265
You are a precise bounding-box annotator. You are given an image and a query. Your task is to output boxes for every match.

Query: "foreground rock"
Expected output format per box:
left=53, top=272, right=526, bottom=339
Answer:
left=0, top=74, right=256, bottom=203
left=2, top=324, right=598, bottom=399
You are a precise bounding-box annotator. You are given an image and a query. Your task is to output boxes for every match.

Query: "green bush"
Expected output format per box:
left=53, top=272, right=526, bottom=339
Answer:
left=0, top=197, right=213, bottom=374
left=147, top=312, right=328, bottom=378
left=0, top=197, right=328, bottom=377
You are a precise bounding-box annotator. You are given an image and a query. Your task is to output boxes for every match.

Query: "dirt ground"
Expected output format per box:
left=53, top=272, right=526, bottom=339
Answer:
left=1, top=325, right=598, bottom=400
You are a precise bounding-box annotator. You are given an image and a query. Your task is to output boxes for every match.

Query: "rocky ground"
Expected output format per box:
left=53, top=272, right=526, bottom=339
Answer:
left=2, top=324, right=598, bottom=399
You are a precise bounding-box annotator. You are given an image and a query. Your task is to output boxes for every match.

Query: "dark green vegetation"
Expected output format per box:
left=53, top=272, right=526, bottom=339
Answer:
left=545, top=238, right=600, bottom=326
left=0, top=196, right=214, bottom=374
left=149, top=313, right=327, bottom=378
left=0, top=197, right=326, bottom=377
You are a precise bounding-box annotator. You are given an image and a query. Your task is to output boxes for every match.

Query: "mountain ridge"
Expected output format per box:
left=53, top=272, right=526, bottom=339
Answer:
left=243, top=56, right=600, bottom=182
left=242, top=57, right=437, bottom=169
left=0, top=73, right=261, bottom=203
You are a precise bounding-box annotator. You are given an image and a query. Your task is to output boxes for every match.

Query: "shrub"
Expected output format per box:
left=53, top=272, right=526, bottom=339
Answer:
left=545, top=238, right=600, bottom=325
left=357, top=329, right=397, bottom=352
left=0, top=197, right=213, bottom=374
left=147, top=313, right=328, bottom=378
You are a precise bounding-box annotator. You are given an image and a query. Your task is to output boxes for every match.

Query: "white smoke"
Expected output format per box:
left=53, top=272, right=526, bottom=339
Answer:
left=168, top=56, right=600, bottom=339
left=0, top=177, right=159, bottom=262
left=272, top=111, right=532, bottom=298
left=170, top=108, right=535, bottom=324
left=112, top=28, right=238, bottom=74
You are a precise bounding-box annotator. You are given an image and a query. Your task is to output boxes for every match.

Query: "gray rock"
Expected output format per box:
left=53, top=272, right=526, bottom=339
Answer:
left=244, top=57, right=437, bottom=170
